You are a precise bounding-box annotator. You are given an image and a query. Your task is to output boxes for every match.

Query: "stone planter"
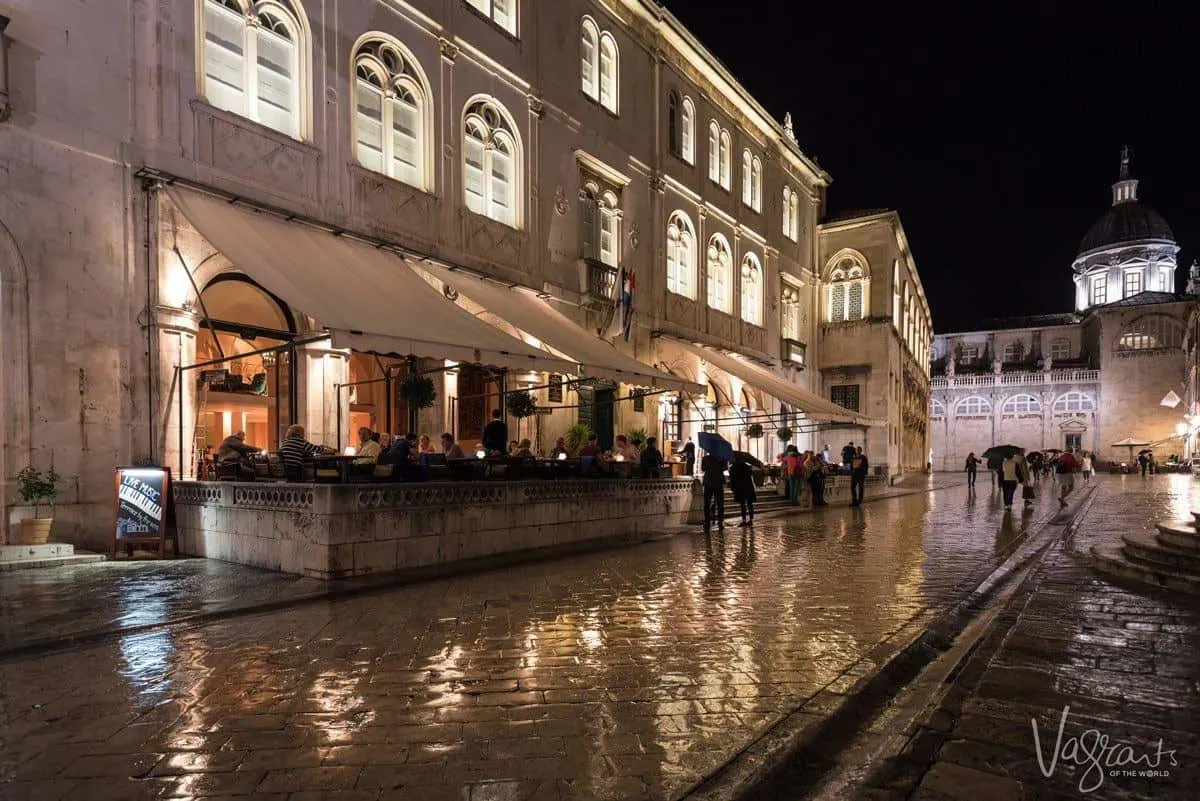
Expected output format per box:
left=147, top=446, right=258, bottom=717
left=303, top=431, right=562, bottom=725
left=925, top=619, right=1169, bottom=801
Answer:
left=18, top=517, right=53, bottom=545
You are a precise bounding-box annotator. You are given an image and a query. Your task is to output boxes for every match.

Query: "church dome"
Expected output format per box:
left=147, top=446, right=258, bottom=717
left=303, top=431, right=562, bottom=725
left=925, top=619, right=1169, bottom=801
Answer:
left=1078, top=202, right=1174, bottom=255
left=1077, top=149, right=1175, bottom=257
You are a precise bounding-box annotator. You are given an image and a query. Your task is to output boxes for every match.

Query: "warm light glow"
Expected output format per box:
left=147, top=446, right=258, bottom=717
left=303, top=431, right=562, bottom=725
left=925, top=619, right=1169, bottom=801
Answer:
left=344, top=446, right=356, bottom=456
left=557, top=452, right=567, bottom=461
left=615, top=454, right=624, bottom=462
left=476, top=449, right=487, bottom=459
left=1176, top=422, right=1189, bottom=436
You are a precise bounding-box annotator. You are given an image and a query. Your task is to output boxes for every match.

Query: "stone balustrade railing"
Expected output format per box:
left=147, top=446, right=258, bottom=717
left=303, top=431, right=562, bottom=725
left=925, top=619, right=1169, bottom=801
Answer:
left=930, top=369, right=1100, bottom=390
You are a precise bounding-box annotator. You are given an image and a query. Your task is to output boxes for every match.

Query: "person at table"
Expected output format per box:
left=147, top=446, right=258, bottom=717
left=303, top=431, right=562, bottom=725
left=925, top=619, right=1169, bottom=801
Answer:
left=355, top=427, right=381, bottom=463
left=381, top=432, right=414, bottom=465
left=418, top=434, right=437, bottom=454
left=640, top=436, right=664, bottom=478
left=508, top=439, right=519, bottom=455
left=614, top=434, right=638, bottom=463
left=482, top=409, right=508, bottom=456
left=441, top=432, right=466, bottom=460
left=579, top=434, right=601, bottom=457
left=549, top=437, right=569, bottom=459
left=217, top=431, right=260, bottom=480
left=279, top=424, right=328, bottom=482
left=514, top=438, right=535, bottom=458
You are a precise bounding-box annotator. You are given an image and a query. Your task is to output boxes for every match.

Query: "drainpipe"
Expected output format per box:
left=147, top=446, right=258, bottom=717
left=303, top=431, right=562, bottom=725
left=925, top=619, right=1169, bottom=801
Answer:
left=0, top=16, right=12, bottom=122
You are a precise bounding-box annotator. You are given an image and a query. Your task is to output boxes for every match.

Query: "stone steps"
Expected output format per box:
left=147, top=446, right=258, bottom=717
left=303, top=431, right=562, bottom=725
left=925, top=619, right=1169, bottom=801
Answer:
left=1090, top=544, right=1200, bottom=595
left=1154, top=520, right=1200, bottom=552
left=1121, top=531, right=1200, bottom=573
left=0, top=542, right=106, bottom=571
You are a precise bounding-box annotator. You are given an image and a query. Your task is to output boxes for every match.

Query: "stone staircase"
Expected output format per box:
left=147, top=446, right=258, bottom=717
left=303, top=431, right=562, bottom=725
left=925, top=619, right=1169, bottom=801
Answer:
left=1090, top=513, right=1200, bottom=595
left=0, top=542, right=106, bottom=571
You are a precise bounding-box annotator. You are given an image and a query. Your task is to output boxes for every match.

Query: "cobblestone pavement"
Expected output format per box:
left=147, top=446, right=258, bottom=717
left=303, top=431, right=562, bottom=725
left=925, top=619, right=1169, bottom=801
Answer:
left=866, top=474, right=1200, bottom=801
left=0, top=482, right=1056, bottom=801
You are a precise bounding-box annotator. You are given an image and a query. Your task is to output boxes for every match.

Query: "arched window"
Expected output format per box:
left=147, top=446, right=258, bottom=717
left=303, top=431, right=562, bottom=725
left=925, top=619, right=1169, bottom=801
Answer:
left=581, top=184, right=621, bottom=267
left=742, top=149, right=753, bottom=206
left=463, top=99, right=521, bottom=228
left=781, top=282, right=802, bottom=340
left=666, top=211, right=696, bottom=299
left=1000, top=394, right=1041, bottom=414
left=1053, top=392, right=1096, bottom=413
left=708, top=121, right=720, bottom=183
left=741, top=253, right=763, bottom=326
left=892, top=261, right=902, bottom=328
left=581, top=18, right=599, bottom=100
left=352, top=37, right=431, bottom=190
left=681, top=97, right=695, bottom=164
left=719, top=130, right=732, bottom=190
left=1115, top=314, right=1184, bottom=352
left=930, top=399, right=946, bottom=419
left=751, top=157, right=762, bottom=212
left=826, top=254, right=868, bottom=322
left=598, top=33, right=618, bottom=114
left=706, top=234, right=732, bottom=313
left=201, top=0, right=309, bottom=139
left=955, top=396, right=991, bottom=417
left=466, top=0, right=517, bottom=36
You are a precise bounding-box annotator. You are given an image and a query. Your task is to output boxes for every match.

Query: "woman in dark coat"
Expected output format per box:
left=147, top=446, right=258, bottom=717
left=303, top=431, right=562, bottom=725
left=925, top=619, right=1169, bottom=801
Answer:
left=729, top=456, right=757, bottom=527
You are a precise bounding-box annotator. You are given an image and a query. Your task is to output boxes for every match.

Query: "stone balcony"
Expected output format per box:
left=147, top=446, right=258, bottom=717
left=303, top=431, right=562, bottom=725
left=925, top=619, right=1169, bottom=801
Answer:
left=930, top=368, right=1100, bottom=390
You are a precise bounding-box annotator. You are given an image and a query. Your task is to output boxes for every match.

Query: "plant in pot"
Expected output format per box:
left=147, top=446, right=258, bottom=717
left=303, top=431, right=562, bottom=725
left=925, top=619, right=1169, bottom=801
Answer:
left=17, top=466, right=61, bottom=545
left=746, top=423, right=764, bottom=439
left=398, top=372, right=437, bottom=433
left=628, top=427, right=648, bottom=448
left=505, top=390, right=538, bottom=440
left=777, top=426, right=793, bottom=444
left=565, top=422, right=592, bottom=456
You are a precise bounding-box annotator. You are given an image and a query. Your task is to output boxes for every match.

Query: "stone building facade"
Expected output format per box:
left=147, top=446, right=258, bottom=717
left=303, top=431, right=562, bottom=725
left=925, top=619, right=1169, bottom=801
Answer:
left=0, top=0, right=928, bottom=546
left=930, top=155, right=1193, bottom=470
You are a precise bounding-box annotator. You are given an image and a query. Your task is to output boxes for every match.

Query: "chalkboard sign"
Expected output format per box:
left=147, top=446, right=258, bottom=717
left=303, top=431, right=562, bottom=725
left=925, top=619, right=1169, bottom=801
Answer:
left=112, top=467, right=173, bottom=557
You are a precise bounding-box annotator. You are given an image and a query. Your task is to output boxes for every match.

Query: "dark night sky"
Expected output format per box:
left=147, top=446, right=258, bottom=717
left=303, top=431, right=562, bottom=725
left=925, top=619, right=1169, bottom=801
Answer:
left=662, top=1, right=1200, bottom=332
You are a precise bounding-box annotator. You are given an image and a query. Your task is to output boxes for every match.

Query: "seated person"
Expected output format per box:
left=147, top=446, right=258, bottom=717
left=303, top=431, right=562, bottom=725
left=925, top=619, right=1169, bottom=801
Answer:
left=217, top=431, right=260, bottom=481
left=549, top=437, right=569, bottom=459
left=278, top=425, right=330, bottom=481
left=614, top=434, right=638, bottom=463
left=355, top=427, right=381, bottom=463
left=514, top=438, right=535, bottom=458
left=508, top=440, right=519, bottom=456
left=441, top=432, right=466, bottom=460
left=579, top=434, right=601, bottom=457
left=417, top=434, right=437, bottom=454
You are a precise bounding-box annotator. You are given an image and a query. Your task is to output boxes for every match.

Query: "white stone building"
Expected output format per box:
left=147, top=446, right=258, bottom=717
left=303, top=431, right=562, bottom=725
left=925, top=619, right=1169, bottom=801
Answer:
left=930, top=153, right=1194, bottom=470
left=0, top=0, right=927, bottom=547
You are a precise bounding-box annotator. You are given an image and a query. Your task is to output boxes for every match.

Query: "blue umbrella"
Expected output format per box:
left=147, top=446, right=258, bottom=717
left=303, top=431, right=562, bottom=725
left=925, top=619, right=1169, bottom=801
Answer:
left=698, top=431, right=734, bottom=462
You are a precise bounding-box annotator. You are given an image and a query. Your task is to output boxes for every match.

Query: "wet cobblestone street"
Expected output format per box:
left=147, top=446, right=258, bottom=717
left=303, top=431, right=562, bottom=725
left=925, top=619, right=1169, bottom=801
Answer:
left=1, top=481, right=1066, bottom=801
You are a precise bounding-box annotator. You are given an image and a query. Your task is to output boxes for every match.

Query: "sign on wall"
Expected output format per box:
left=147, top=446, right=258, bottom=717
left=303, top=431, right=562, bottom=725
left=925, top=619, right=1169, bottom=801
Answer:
left=112, top=466, right=174, bottom=557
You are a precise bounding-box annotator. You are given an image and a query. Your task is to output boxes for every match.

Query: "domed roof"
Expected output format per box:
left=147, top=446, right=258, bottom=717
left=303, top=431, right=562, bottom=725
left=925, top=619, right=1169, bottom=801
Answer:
left=1078, top=201, right=1174, bottom=255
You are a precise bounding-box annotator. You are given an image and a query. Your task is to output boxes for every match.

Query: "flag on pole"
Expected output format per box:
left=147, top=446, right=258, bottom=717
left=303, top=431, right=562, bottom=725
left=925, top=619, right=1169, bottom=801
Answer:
left=605, top=266, right=636, bottom=342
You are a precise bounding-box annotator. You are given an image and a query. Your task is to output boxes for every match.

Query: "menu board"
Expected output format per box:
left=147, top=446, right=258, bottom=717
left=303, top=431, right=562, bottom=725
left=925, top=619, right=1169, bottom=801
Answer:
left=113, top=467, right=172, bottom=554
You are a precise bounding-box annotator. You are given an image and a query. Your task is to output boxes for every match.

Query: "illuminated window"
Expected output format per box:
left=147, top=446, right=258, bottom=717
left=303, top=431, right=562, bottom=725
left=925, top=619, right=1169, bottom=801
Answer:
left=719, top=130, right=731, bottom=190
left=1002, top=342, right=1023, bottom=363
left=353, top=38, right=431, bottom=191
left=706, top=234, right=732, bottom=313
left=708, top=121, right=720, bottom=183
left=955, top=396, right=991, bottom=416
left=1115, top=314, right=1184, bottom=352
left=1050, top=339, right=1070, bottom=360
left=742, top=150, right=753, bottom=206
left=463, top=99, right=521, bottom=228
left=680, top=97, right=695, bottom=164
left=827, top=255, right=867, bottom=322
left=666, top=211, right=696, bottom=299
left=581, top=19, right=598, bottom=99
left=598, top=33, right=618, bottom=113
left=1052, top=392, right=1096, bottom=413
left=201, top=0, right=308, bottom=139
left=1123, top=269, right=1143, bottom=298
left=892, top=262, right=902, bottom=329
left=580, top=183, right=620, bottom=267
left=830, top=384, right=860, bottom=412
left=781, top=283, right=802, bottom=340
left=740, top=253, right=762, bottom=326
left=782, top=187, right=799, bottom=241
left=466, top=0, right=517, bottom=36
left=1091, top=275, right=1107, bottom=306
left=1000, top=394, right=1041, bottom=414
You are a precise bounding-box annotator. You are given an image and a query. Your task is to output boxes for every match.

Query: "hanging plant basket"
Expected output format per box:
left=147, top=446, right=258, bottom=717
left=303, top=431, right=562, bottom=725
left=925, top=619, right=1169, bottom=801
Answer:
left=746, top=423, right=765, bottom=439
left=398, top=374, right=437, bottom=410
left=776, top=426, right=793, bottom=443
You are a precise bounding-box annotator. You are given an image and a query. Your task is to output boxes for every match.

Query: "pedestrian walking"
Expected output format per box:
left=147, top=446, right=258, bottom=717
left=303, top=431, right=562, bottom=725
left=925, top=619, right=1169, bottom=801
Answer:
left=781, top=446, right=803, bottom=505
left=1056, top=448, right=1080, bottom=507
left=999, top=453, right=1026, bottom=510
left=1137, top=450, right=1149, bottom=477
left=841, top=441, right=856, bottom=471
left=807, top=453, right=828, bottom=507
left=729, top=456, right=756, bottom=526
left=1017, top=453, right=1036, bottom=508
left=964, top=452, right=981, bottom=488
left=1081, top=451, right=1093, bottom=482
left=850, top=446, right=869, bottom=506
left=701, top=452, right=727, bottom=533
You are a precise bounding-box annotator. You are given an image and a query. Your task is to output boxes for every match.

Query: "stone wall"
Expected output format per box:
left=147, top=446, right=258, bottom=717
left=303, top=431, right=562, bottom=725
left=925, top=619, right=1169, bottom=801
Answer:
left=173, top=478, right=694, bottom=579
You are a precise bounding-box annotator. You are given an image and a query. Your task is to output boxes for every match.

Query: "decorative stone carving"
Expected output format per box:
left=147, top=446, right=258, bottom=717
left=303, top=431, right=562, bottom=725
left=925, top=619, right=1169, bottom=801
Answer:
left=628, top=223, right=640, bottom=250
left=992, top=357, right=1002, bottom=375
left=741, top=320, right=766, bottom=353
left=707, top=308, right=735, bottom=343
left=783, top=112, right=797, bottom=144
left=438, top=38, right=459, bottom=61
left=192, top=100, right=320, bottom=201
left=349, top=165, right=438, bottom=243
left=554, top=186, right=570, bottom=215
left=233, top=486, right=315, bottom=510
left=665, top=292, right=700, bottom=330
left=946, top=357, right=955, bottom=377
left=649, top=174, right=666, bottom=194
left=460, top=211, right=529, bottom=273
left=527, top=95, right=545, bottom=118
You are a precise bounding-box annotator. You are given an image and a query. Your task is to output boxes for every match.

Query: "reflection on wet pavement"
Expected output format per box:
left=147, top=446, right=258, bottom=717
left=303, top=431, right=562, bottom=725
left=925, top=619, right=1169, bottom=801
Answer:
left=0, top=482, right=1056, bottom=801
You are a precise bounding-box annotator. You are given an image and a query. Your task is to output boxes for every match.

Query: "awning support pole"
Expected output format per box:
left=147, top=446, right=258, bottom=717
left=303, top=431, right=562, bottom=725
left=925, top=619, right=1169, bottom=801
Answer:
left=177, top=365, right=185, bottom=479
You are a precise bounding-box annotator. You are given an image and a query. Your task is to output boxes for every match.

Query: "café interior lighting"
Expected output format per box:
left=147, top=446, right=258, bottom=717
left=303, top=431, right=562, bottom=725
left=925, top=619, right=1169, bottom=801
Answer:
left=344, top=446, right=356, bottom=456
left=475, top=449, right=487, bottom=459
left=557, top=452, right=567, bottom=461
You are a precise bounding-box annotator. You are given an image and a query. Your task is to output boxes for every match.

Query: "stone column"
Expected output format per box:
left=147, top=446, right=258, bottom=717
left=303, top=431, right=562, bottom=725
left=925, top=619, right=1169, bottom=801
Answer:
left=154, top=306, right=200, bottom=478
left=296, top=342, right=349, bottom=450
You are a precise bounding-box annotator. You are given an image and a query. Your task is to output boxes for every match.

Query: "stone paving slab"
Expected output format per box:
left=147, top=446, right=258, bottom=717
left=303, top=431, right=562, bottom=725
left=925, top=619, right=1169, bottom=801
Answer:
left=863, top=475, right=1200, bottom=801
left=1, top=479, right=1034, bottom=801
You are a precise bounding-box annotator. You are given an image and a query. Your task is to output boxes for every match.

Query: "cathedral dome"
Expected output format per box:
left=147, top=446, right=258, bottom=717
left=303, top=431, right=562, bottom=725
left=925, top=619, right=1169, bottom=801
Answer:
left=1077, top=148, right=1175, bottom=257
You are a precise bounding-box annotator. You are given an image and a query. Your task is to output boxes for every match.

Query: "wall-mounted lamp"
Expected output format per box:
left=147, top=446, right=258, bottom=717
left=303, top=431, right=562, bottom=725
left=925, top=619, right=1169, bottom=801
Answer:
left=0, top=16, right=12, bottom=123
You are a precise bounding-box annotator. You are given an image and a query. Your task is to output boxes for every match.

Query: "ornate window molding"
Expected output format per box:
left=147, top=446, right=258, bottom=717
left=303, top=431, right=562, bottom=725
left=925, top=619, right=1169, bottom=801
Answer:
left=666, top=210, right=697, bottom=299
left=740, top=252, right=762, bottom=326
left=351, top=35, right=433, bottom=191
left=706, top=233, right=732, bottom=313
left=463, top=97, right=522, bottom=228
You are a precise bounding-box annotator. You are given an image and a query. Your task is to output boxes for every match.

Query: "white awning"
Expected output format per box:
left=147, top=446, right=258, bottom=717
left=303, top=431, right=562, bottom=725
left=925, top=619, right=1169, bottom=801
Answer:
left=665, top=338, right=882, bottom=426
left=423, top=264, right=703, bottom=394
left=168, top=188, right=578, bottom=375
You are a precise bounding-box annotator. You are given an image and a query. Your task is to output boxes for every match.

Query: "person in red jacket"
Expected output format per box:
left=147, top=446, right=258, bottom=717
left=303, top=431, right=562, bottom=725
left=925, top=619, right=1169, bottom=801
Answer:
left=1055, top=449, right=1080, bottom=508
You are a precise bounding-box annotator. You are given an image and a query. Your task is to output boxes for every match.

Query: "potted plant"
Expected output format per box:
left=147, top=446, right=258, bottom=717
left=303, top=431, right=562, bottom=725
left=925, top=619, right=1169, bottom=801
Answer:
left=746, top=423, right=764, bottom=439
left=777, top=426, right=793, bottom=444
left=398, top=372, right=437, bottom=432
left=505, top=390, right=538, bottom=440
left=628, top=427, right=648, bottom=448
left=565, top=422, right=592, bottom=456
left=17, top=466, right=61, bottom=545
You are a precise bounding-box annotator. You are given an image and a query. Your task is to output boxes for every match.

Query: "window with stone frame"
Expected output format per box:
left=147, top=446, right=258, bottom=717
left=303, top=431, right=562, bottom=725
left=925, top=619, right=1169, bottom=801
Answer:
left=930, top=399, right=946, bottom=419
left=1049, top=339, right=1070, bottom=360
left=1123, top=269, right=1143, bottom=298
left=1091, top=275, right=1107, bottom=306
left=955, top=396, right=991, bottom=416
left=467, top=0, right=517, bottom=36
left=830, top=384, right=860, bottom=412
left=353, top=37, right=431, bottom=191
left=706, top=234, right=733, bottom=313
left=826, top=255, right=867, bottom=322
left=740, top=253, right=763, bottom=326
left=1001, top=341, right=1026, bottom=363
left=666, top=210, right=697, bottom=299
left=1052, top=392, right=1096, bottom=413
left=781, top=283, right=802, bottom=340
left=1000, top=394, right=1041, bottom=414
left=580, top=181, right=621, bottom=267
left=463, top=99, right=520, bottom=228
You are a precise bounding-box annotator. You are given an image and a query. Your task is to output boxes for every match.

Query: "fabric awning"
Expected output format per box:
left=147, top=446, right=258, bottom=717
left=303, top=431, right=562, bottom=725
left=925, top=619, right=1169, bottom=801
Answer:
left=422, top=264, right=703, bottom=394
left=666, top=338, right=881, bottom=426
left=169, top=188, right=578, bottom=374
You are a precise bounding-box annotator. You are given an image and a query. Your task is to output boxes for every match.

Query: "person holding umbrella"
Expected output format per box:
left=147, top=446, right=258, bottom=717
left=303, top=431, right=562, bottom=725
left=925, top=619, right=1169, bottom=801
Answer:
left=698, top=432, right=733, bottom=533
left=729, top=454, right=757, bottom=526
left=982, top=445, right=1023, bottom=498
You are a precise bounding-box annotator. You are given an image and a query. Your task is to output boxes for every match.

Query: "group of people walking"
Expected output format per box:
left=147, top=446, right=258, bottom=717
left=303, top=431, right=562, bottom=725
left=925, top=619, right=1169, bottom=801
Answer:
left=964, top=447, right=1093, bottom=511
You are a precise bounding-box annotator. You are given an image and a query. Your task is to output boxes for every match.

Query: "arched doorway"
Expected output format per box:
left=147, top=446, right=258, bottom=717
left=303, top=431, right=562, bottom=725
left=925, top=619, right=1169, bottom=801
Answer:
left=0, top=220, right=32, bottom=545
left=194, top=275, right=297, bottom=455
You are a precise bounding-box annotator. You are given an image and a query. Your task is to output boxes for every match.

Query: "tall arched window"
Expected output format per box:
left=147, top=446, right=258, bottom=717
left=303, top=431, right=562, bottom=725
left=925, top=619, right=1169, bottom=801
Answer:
left=751, top=157, right=762, bottom=212
left=719, top=130, right=732, bottom=190
left=1115, top=314, right=1184, bottom=352
left=930, top=399, right=946, bottom=419
left=740, top=253, right=763, bottom=326
left=666, top=211, right=697, bottom=299
left=201, top=0, right=309, bottom=139
left=463, top=99, right=521, bottom=228
left=598, top=33, right=619, bottom=114
left=706, top=234, right=733, bottom=313
left=708, top=121, right=720, bottom=183
left=681, top=97, right=695, bottom=164
left=826, top=254, right=868, bottom=322
left=352, top=37, right=431, bottom=190
left=1000, top=394, right=1041, bottom=414
left=955, top=396, right=991, bottom=417
left=581, top=18, right=599, bottom=100
left=1053, top=392, right=1097, bottom=413
left=742, top=150, right=753, bottom=206
left=466, top=0, right=517, bottom=36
